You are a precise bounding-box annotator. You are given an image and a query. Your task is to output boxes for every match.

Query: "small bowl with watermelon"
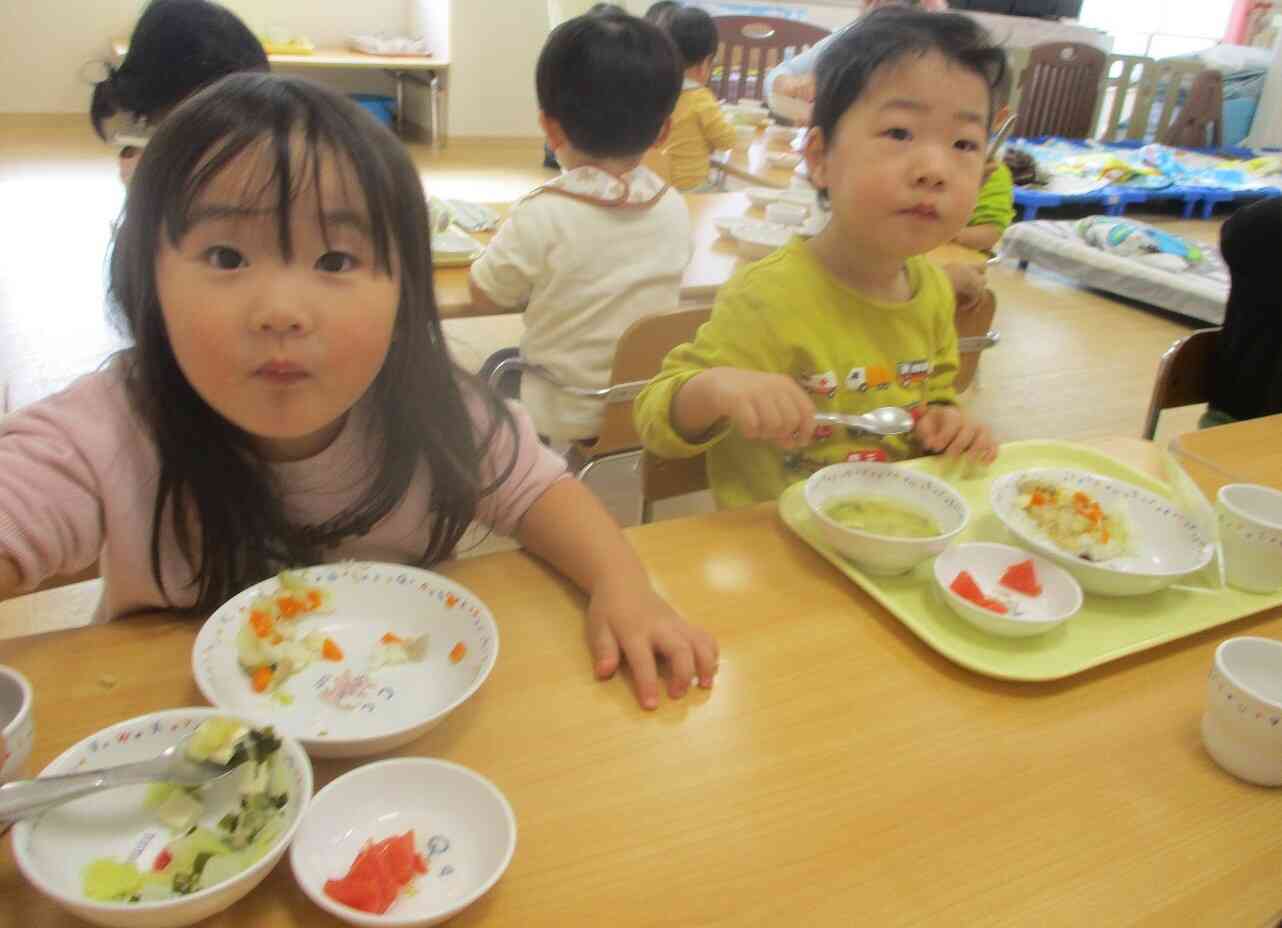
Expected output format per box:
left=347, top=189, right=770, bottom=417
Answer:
left=933, top=543, right=1083, bottom=638
left=290, top=758, right=515, bottom=926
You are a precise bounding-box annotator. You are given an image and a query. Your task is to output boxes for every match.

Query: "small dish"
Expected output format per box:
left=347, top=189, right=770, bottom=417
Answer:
left=11, top=708, right=312, bottom=928
left=805, top=462, right=969, bottom=575
left=933, top=543, right=1083, bottom=638
left=291, top=758, right=516, bottom=927
left=732, top=219, right=793, bottom=260
left=194, top=563, right=499, bottom=758
left=432, top=226, right=483, bottom=268
left=990, top=468, right=1214, bottom=596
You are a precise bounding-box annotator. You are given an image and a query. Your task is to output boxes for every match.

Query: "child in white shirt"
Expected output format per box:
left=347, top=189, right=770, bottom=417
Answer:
left=469, top=11, right=691, bottom=441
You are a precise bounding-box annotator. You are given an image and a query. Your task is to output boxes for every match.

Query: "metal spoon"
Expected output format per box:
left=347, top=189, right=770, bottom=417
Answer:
left=814, top=406, right=915, bottom=437
left=0, top=732, right=245, bottom=823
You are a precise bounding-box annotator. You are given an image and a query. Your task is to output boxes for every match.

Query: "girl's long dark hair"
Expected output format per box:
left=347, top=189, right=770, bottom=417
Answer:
left=91, top=0, right=268, bottom=139
left=109, top=72, right=519, bottom=611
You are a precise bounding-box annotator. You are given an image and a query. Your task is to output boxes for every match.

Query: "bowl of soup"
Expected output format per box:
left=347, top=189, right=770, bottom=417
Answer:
left=805, top=463, right=970, bottom=575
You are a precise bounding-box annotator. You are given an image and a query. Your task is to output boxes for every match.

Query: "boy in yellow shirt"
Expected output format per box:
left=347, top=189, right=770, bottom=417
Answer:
left=955, top=74, right=1016, bottom=251
left=662, top=7, right=739, bottom=191
left=635, top=7, right=1001, bottom=509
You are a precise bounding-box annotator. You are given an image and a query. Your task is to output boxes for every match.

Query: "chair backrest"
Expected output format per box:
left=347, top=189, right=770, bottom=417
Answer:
left=1015, top=42, right=1107, bottom=139
left=640, top=287, right=1000, bottom=519
left=576, top=305, right=713, bottom=460
left=708, top=16, right=830, bottom=104
left=1161, top=69, right=1224, bottom=149
left=1142, top=327, right=1221, bottom=440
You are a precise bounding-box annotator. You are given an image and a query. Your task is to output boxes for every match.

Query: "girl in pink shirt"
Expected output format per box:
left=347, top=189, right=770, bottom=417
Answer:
left=0, top=73, right=716, bottom=710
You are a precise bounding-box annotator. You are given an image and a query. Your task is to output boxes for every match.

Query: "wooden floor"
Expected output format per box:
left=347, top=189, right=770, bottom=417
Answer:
left=0, top=127, right=1219, bottom=638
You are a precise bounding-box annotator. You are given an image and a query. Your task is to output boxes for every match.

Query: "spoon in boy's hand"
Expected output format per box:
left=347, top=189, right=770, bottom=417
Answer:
left=814, top=406, right=915, bottom=437
left=0, top=731, right=246, bottom=823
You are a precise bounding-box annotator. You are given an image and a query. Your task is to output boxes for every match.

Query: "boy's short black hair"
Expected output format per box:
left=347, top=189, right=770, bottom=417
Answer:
left=811, top=8, right=1006, bottom=145
left=644, top=1, right=681, bottom=27
left=588, top=3, right=627, bottom=15
left=665, top=7, right=720, bottom=70
left=537, top=12, right=682, bottom=158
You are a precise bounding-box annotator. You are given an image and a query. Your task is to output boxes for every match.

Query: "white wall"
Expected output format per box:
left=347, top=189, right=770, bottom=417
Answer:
left=445, top=0, right=546, bottom=137
left=0, top=0, right=407, bottom=115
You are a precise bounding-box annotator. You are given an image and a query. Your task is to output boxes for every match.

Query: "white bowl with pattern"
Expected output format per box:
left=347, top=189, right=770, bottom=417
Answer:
left=1202, top=637, right=1282, bottom=786
left=194, top=563, right=499, bottom=759
left=805, top=462, right=970, bottom=575
left=11, top=707, right=312, bottom=928
left=290, top=758, right=516, bottom=926
left=991, top=468, right=1214, bottom=596
left=0, top=664, right=34, bottom=784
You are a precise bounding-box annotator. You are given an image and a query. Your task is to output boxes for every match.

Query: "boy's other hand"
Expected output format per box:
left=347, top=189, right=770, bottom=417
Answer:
left=914, top=405, right=998, bottom=463
left=701, top=368, right=818, bottom=448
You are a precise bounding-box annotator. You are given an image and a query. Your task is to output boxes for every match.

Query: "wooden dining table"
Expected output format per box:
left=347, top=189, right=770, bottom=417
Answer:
left=5, top=434, right=1282, bottom=926
left=1170, top=413, right=1282, bottom=496
left=434, top=193, right=988, bottom=319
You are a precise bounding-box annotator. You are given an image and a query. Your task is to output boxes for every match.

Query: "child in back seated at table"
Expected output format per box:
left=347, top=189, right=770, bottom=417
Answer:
left=660, top=7, right=739, bottom=192
left=634, top=7, right=1000, bottom=509
left=0, top=74, right=715, bottom=709
left=90, top=0, right=268, bottom=185
left=1202, top=195, right=1282, bottom=428
left=469, top=11, right=691, bottom=442
left=954, top=67, right=1015, bottom=252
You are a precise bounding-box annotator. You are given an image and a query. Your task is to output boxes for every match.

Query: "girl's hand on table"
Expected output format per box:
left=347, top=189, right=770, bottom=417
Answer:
left=914, top=405, right=998, bottom=464
left=587, top=574, right=719, bottom=710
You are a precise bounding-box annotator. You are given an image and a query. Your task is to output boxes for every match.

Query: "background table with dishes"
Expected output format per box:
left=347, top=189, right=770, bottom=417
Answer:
left=4, top=427, right=1282, bottom=926
left=432, top=192, right=987, bottom=320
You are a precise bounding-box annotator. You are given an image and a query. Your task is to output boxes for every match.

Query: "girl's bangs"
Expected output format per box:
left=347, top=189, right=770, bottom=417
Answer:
left=160, top=90, right=396, bottom=273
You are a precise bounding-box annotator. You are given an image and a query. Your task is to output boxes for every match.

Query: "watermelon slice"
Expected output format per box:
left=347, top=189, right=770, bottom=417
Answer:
left=999, top=559, right=1042, bottom=597
left=949, top=570, right=985, bottom=604
left=324, top=830, right=427, bottom=915
left=950, top=570, right=1009, bottom=614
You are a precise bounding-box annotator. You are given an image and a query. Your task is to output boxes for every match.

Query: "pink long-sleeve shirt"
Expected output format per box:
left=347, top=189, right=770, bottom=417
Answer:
left=0, top=366, right=568, bottom=620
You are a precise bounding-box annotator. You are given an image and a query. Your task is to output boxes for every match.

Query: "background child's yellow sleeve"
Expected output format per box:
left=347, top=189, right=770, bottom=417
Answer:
left=967, top=162, right=1015, bottom=231
left=697, top=91, right=739, bottom=152
left=634, top=282, right=776, bottom=458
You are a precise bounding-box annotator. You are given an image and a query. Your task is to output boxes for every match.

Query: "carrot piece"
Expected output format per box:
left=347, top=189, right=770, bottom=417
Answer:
left=380, top=632, right=404, bottom=645
left=270, top=633, right=284, bottom=645
left=449, top=642, right=467, bottom=664
left=276, top=595, right=305, bottom=619
left=250, top=610, right=274, bottom=638
left=305, top=589, right=324, bottom=611
left=322, top=638, right=344, bottom=661
left=251, top=666, right=273, bottom=692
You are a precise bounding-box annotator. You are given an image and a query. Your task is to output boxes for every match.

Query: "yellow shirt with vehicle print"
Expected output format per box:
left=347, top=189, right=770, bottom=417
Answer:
left=634, top=237, right=959, bottom=509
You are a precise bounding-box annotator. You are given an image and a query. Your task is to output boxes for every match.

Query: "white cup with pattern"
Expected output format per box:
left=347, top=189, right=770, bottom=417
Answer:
left=1216, top=483, right=1282, bottom=594
left=1203, top=637, right=1282, bottom=786
left=0, top=665, right=33, bottom=784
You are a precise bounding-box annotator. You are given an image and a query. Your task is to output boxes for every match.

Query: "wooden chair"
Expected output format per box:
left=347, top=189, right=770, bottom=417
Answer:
left=708, top=16, right=830, bottom=104
left=639, top=288, right=1001, bottom=521
left=1162, top=69, right=1224, bottom=150
left=488, top=305, right=712, bottom=487
left=1142, top=327, right=1220, bottom=440
left=1015, top=42, right=1107, bottom=139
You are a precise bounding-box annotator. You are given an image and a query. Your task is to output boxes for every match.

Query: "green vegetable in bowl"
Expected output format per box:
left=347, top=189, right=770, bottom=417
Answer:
left=82, top=720, right=290, bottom=903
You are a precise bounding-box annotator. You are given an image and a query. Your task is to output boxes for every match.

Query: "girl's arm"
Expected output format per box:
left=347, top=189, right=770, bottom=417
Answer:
left=516, top=478, right=718, bottom=710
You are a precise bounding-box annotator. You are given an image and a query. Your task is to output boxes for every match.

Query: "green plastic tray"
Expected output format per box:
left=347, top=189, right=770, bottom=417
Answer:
left=779, top=440, right=1282, bottom=681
